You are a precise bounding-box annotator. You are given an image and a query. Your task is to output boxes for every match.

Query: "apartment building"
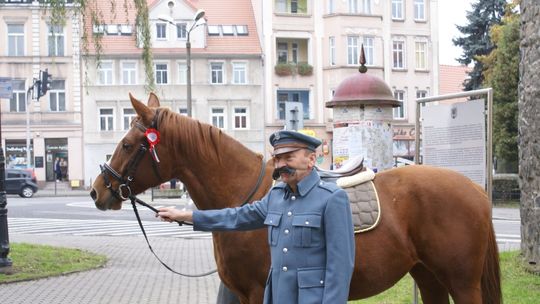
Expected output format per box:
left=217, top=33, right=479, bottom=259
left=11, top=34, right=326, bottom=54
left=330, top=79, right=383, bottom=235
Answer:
left=82, top=0, right=264, bottom=185
left=0, top=0, right=83, bottom=186
left=256, top=0, right=439, bottom=165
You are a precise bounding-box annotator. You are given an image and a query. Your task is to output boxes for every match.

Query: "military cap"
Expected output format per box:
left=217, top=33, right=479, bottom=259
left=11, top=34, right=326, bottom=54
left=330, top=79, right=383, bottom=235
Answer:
left=269, top=130, right=322, bottom=155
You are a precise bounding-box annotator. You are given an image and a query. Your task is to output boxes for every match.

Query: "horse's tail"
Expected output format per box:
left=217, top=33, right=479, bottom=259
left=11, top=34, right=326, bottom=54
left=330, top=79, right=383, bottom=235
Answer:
left=481, top=224, right=502, bottom=304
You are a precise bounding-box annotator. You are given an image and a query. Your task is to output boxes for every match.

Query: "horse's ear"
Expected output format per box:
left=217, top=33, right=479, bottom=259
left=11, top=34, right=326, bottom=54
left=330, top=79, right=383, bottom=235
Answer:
left=130, top=93, right=153, bottom=124
left=148, top=92, right=160, bottom=108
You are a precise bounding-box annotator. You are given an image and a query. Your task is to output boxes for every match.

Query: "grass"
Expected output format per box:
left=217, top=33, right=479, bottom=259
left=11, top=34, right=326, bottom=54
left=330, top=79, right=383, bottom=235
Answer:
left=0, top=243, right=107, bottom=284
left=349, top=251, right=540, bottom=303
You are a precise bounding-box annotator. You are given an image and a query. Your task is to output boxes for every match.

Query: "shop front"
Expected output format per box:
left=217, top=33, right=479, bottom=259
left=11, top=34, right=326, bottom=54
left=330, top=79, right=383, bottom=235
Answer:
left=5, top=139, right=33, bottom=169
left=45, top=138, right=68, bottom=181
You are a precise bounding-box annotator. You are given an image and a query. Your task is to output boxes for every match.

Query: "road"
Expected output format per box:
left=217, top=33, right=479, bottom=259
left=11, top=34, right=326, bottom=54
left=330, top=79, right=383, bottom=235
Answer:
left=4, top=195, right=521, bottom=249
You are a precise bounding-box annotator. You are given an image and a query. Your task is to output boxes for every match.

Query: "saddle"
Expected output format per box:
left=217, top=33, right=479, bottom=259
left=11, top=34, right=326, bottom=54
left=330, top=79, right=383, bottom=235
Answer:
left=318, top=158, right=381, bottom=234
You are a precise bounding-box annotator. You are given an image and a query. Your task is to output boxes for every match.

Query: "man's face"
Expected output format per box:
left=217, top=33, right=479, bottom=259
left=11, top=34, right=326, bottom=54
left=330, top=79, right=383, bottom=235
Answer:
left=273, top=149, right=316, bottom=185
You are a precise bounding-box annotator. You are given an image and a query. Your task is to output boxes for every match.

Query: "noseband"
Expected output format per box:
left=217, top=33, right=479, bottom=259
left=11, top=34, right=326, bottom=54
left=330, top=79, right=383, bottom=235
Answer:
left=100, top=110, right=162, bottom=201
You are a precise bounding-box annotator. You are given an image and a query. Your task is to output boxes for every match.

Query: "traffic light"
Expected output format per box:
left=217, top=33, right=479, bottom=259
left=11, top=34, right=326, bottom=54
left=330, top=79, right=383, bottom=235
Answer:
left=38, top=69, right=52, bottom=97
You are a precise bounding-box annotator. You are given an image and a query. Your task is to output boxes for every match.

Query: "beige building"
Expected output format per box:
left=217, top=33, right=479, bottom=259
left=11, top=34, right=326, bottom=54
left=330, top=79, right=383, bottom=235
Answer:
left=256, top=0, right=439, bottom=165
left=0, top=0, right=83, bottom=186
left=82, top=0, right=264, bottom=185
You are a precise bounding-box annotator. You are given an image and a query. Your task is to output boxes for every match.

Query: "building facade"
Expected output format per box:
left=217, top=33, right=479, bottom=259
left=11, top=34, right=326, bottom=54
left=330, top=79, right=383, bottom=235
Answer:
left=82, top=0, right=264, bottom=186
left=256, top=0, right=439, bottom=166
left=0, top=0, right=83, bottom=186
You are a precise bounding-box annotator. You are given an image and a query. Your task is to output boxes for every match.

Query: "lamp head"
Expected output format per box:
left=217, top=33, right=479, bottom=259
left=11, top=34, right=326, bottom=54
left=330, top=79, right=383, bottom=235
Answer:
left=194, top=9, right=205, bottom=21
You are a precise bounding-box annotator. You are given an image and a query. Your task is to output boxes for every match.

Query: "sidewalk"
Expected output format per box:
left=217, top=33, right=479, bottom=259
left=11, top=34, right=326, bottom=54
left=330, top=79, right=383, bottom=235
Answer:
left=3, top=234, right=220, bottom=304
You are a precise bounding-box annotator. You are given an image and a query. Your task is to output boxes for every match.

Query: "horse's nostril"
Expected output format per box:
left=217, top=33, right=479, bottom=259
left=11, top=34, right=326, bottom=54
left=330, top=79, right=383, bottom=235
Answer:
left=90, top=188, right=97, bottom=201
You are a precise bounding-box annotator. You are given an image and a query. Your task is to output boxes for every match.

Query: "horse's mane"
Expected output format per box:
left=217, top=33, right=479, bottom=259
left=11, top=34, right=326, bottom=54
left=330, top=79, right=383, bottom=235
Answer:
left=155, top=107, right=251, bottom=165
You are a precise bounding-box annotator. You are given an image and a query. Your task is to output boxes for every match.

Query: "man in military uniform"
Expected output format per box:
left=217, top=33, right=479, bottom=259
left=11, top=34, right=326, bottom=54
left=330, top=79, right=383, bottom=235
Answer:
left=157, top=130, right=355, bottom=304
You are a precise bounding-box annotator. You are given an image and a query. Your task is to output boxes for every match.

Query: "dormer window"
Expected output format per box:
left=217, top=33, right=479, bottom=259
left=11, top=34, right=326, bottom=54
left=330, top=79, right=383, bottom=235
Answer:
left=208, top=25, right=220, bottom=36
left=156, top=23, right=167, bottom=39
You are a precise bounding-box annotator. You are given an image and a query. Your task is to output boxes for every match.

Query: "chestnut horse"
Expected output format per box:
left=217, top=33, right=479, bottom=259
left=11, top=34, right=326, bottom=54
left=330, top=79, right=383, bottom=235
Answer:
left=90, top=93, right=501, bottom=304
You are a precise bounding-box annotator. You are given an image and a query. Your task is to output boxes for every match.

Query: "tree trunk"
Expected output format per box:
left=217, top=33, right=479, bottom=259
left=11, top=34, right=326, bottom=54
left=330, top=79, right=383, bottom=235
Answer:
left=518, top=1, right=540, bottom=273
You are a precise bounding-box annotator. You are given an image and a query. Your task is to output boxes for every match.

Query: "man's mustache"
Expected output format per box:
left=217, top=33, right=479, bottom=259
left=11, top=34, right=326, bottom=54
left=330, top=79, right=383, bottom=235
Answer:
left=272, top=166, right=297, bottom=180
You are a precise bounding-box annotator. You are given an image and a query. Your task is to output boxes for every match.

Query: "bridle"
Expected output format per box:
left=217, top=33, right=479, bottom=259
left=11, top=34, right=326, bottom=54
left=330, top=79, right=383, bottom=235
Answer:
left=100, top=111, right=163, bottom=201
left=97, top=108, right=267, bottom=277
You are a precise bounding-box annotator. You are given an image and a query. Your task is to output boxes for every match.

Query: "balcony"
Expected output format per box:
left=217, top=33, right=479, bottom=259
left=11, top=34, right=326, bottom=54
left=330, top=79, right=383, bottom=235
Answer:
left=274, top=62, right=313, bottom=77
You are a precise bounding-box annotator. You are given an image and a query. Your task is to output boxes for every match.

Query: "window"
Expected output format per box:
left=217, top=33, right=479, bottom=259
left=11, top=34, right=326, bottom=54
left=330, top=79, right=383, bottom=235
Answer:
left=415, top=41, right=427, bottom=70
left=277, top=42, right=288, bottom=63
left=392, top=40, right=405, bottom=69
left=48, top=24, right=64, bottom=56
left=416, top=90, right=427, bottom=99
left=328, top=0, right=335, bottom=14
left=155, top=63, right=168, bottom=84
left=233, top=107, right=248, bottom=129
left=179, top=108, right=188, bottom=116
left=9, top=80, right=26, bottom=112
left=176, top=23, right=187, bottom=39
left=291, top=43, right=298, bottom=64
left=414, top=0, right=425, bottom=20
left=49, top=80, right=66, bottom=112
left=363, top=37, right=374, bottom=65
left=210, top=62, right=224, bottom=84
left=392, top=0, right=404, bottom=20
left=329, top=37, right=336, bottom=66
left=347, top=36, right=359, bottom=65
left=276, top=90, right=310, bottom=120
left=8, top=24, right=24, bottom=56
left=208, top=25, right=220, bottom=36
left=177, top=62, right=187, bottom=84
left=211, top=108, right=225, bottom=128
left=222, top=25, right=234, bottom=36
left=349, top=0, right=358, bottom=13
left=156, top=23, right=167, bottom=39
left=232, top=62, right=247, bottom=84
left=122, top=108, right=136, bottom=130
left=235, top=25, right=248, bottom=35
left=362, top=0, right=371, bottom=14
left=393, top=90, right=406, bottom=119
left=291, top=0, right=298, bottom=13
left=99, top=108, right=114, bottom=131
left=122, top=61, right=137, bottom=85
left=276, top=0, right=287, bottom=12
left=97, top=61, right=113, bottom=85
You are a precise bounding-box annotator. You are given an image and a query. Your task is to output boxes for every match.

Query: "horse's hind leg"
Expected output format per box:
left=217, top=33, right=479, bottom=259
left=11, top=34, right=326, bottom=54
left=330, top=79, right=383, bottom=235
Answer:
left=410, top=264, right=450, bottom=304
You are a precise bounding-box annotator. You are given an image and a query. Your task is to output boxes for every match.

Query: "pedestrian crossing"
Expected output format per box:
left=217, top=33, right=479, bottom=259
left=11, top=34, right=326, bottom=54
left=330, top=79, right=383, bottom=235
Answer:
left=7, top=217, right=211, bottom=239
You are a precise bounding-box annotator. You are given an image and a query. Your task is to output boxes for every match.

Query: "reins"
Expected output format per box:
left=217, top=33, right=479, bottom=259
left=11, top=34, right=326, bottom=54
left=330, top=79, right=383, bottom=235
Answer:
left=100, top=109, right=268, bottom=277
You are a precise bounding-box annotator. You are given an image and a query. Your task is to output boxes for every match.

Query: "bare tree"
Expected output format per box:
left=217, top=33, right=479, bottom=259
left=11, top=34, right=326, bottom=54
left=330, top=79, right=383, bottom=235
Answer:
left=518, top=0, right=540, bottom=273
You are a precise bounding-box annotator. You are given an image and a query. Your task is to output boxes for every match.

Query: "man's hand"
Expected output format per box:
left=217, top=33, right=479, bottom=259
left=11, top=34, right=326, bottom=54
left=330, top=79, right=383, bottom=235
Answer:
left=156, top=207, right=193, bottom=223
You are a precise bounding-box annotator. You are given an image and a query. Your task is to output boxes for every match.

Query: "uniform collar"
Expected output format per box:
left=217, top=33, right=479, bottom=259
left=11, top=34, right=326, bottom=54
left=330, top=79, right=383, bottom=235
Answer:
left=284, top=169, right=320, bottom=197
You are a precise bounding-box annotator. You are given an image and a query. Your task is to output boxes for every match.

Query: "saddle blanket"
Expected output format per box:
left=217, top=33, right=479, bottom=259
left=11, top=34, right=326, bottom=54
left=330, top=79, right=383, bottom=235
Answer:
left=337, top=169, right=381, bottom=233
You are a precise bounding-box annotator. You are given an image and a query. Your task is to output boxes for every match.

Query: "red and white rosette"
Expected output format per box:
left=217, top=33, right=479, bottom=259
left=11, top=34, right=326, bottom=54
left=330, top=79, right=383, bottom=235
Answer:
left=145, top=128, right=161, bottom=163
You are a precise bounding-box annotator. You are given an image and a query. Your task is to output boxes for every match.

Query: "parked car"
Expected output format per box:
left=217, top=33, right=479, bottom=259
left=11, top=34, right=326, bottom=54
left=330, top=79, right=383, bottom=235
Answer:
left=4, top=168, right=38, bottom=198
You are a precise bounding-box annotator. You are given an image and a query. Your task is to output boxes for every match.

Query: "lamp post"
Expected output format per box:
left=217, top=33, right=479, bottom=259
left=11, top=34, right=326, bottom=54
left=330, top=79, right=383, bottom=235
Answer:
left=0, top=95, right=12, bottom=272
left=159, top=9, right=205, bottom=117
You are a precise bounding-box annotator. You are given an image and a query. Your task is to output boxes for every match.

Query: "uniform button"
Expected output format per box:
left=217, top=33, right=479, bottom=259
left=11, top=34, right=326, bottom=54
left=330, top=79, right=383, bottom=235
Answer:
left=284, top=229, right=289, bottom=234
left=291, top=196, right=296, bottom=200
left=269, top=220, right=273, bottom=223
left=320, top=181, right=323, bottom=185
left=282, top=248, right=288, bottom=253
left=287, top=211, right=292, bottom=216
left=282, top=266, right=288, bottom=272
left=305, top=221, right=310, bottom=225
left=320, top=280, right=324, bottom=284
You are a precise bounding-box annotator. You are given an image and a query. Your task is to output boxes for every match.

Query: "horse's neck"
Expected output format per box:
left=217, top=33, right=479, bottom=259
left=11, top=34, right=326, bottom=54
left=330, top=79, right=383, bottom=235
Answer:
left=172, top=125, right=271, bottom=210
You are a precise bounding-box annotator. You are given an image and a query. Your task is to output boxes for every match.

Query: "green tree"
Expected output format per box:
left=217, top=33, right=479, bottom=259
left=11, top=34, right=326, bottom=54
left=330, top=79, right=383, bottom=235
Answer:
left=453, top=0, right=506, bottom=91
left=478, top=2, right=519, bottom=172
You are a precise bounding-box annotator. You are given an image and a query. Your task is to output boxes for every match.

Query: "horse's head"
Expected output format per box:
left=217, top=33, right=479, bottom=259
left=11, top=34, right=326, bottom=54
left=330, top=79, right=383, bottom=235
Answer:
left=90, top=93, right=168, bottom=210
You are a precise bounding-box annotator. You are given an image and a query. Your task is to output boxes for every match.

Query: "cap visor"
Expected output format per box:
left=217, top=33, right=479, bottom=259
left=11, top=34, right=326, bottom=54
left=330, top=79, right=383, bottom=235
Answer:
left=272, top=146, right=302, bottom=156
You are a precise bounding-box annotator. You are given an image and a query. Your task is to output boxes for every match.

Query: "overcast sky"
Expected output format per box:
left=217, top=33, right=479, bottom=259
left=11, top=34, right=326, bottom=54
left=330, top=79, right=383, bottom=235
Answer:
left=438, top=0, right=474, bottom=65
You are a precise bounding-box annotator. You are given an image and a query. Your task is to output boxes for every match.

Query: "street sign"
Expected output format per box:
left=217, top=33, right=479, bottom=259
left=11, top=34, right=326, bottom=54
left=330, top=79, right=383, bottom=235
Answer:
left=0, top=77, right=13, bottom=99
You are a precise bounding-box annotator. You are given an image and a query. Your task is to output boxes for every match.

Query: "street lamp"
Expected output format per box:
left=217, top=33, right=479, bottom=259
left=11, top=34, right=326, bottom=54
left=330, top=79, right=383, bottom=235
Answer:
left=159, top=9, right=205, bottom=117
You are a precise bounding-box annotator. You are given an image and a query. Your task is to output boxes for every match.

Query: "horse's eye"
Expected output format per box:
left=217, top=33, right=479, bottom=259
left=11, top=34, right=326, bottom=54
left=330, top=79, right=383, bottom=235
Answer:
left=122, top=142, right=132, bottom=150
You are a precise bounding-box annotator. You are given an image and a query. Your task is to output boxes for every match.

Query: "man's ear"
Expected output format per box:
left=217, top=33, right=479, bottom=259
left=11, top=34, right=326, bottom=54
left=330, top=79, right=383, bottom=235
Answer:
left=308, top=152, right=317, bottom=167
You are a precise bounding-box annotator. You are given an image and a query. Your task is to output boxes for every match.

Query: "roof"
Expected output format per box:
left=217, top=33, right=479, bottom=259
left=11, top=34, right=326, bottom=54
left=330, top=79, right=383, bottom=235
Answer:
left=83, top=0, right=261, bottom=56
left=439, top=64, right=472, bottom=95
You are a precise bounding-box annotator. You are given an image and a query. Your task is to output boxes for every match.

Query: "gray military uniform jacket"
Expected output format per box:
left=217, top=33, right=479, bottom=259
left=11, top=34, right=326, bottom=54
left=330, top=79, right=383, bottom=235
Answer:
left=193, top=169, right=355, bottom=304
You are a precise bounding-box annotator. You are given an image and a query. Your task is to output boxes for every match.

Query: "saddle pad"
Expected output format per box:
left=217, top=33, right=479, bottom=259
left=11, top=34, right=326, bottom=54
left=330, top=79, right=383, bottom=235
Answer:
left=342, top=180, right=381, bottom=234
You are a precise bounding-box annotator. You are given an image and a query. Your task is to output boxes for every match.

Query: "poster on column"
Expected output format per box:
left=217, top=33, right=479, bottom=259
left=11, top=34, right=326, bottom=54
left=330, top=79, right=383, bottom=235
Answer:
left=332, top=124, right=363, bottom=169
left=422, top=99, right=486, bottom=186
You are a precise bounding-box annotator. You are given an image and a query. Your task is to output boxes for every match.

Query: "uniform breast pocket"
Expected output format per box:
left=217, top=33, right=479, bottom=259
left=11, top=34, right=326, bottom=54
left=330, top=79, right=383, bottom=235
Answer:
left=264, top=212, right=282, bottom=246
left=292, top=214, right=322, bottom=247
